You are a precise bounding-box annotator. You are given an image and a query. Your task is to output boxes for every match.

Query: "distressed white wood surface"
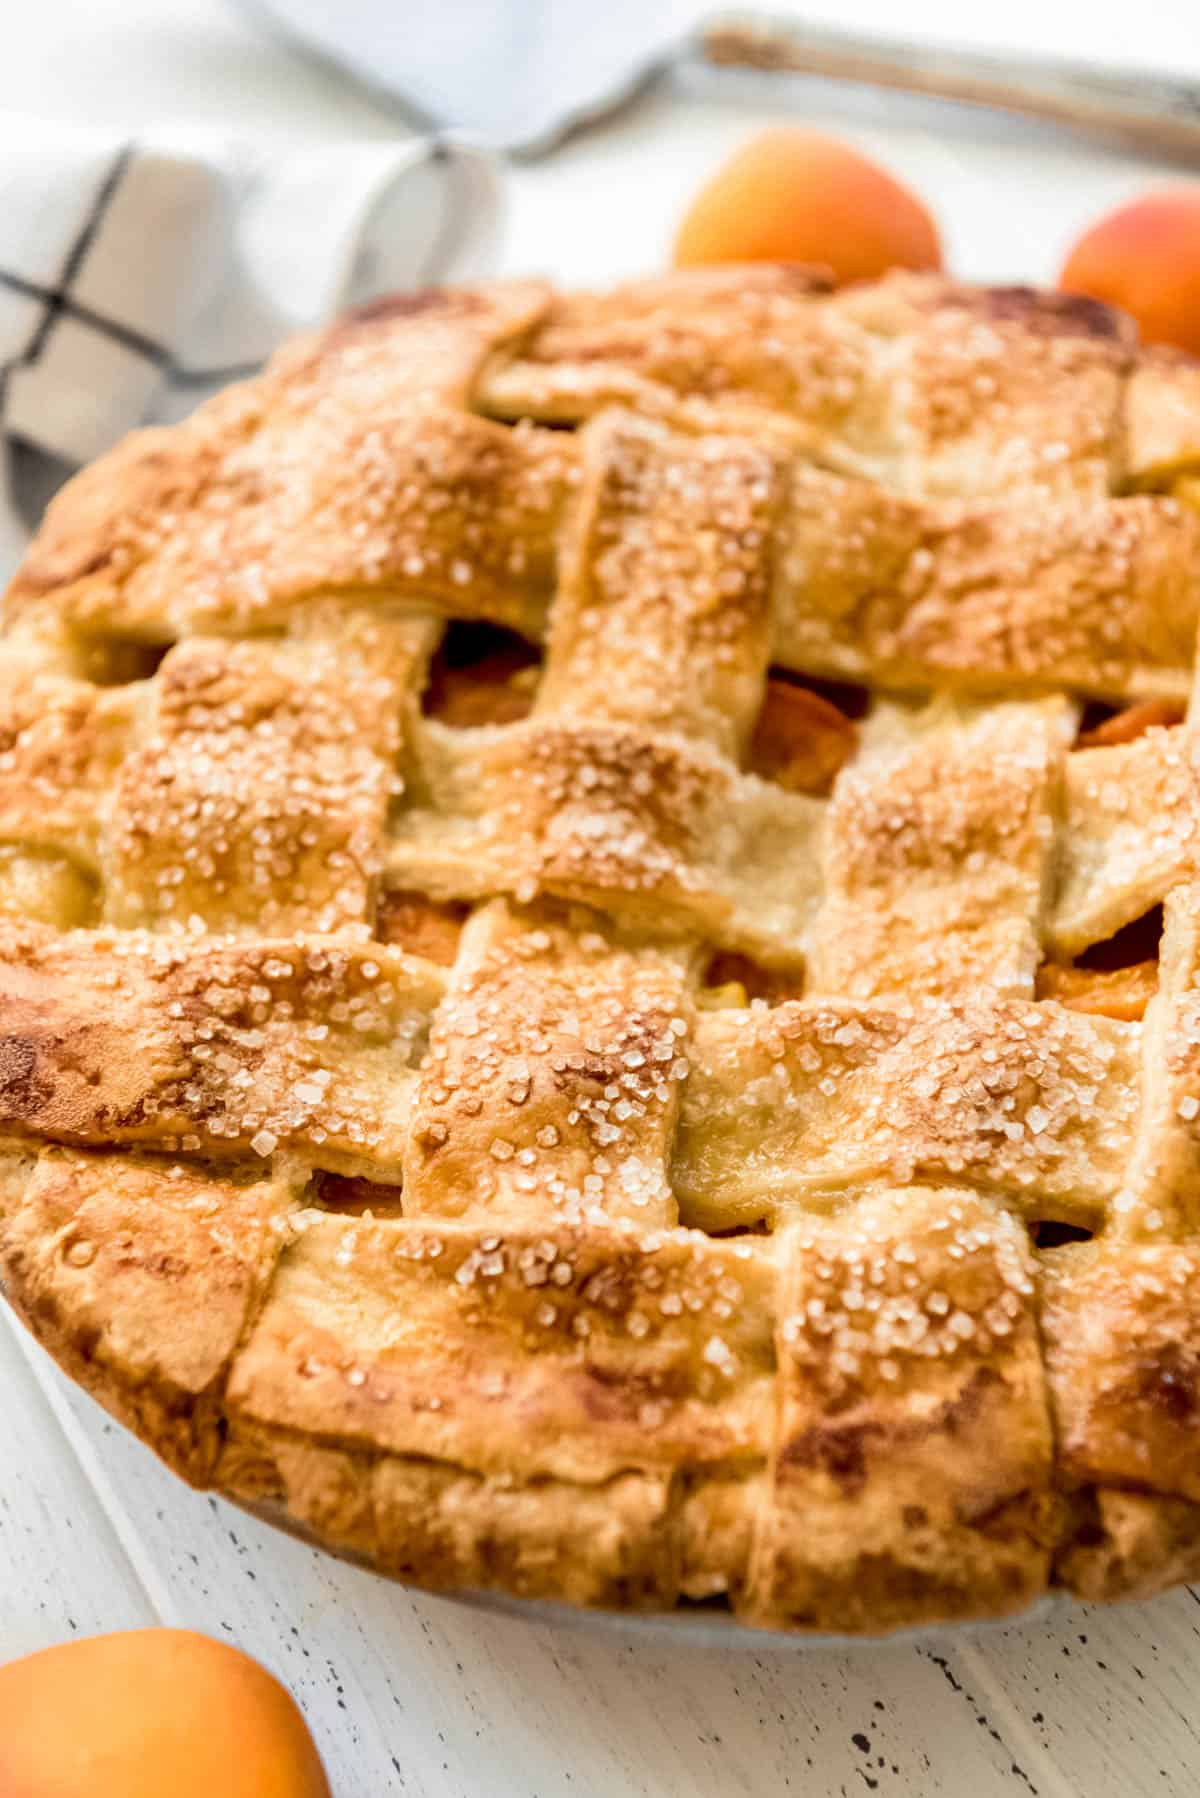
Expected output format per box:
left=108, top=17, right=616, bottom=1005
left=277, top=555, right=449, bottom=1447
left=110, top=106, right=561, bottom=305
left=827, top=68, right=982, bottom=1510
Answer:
left=5, top=2, right=1200, bottom=1793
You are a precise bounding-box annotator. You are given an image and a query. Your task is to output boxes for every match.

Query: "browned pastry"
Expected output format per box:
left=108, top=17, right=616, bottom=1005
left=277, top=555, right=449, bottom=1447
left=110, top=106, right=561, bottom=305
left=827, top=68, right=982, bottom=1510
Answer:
left=4, top=268, right=1200, bottom=1635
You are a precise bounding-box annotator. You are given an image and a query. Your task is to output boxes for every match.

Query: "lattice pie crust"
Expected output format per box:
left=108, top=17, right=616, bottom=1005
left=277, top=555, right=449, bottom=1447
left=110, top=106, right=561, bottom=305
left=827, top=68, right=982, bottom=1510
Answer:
left=3, top=268, right=1200, bottom=1632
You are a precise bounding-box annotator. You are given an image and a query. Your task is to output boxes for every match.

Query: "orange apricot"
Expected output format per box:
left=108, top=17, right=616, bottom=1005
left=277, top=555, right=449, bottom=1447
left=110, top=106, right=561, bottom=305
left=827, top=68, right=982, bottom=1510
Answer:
left=0, top=1628, right=330, bottom=1798
left=673, top=127, right=941, bottom=285
left=1060, top=189, right=1200, bottom=356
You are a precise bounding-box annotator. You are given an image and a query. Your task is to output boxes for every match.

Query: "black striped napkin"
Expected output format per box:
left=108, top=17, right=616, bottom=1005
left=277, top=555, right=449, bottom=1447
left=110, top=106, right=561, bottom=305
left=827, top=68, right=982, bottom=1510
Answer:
left=0, top=126, right=502, bottom=565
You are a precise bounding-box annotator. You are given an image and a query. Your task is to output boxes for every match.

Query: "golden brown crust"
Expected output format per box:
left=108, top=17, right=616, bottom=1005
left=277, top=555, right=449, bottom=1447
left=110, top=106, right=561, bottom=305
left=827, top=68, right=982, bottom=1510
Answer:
left=104, top=610, right=435, bottom=935
left=8, top=284, right=564, bottom=644
left=0, top=1148, right=299, bottom=1481
left=1052, top=726, right=1196, bottom=956
left=387, top=718, right=827, bottom=966
left=403, top=901, right=691, bottom=1226
left=0, top=670, right=139, bottom=871
left=807, top=698, right=1071, bottom=1001
left=676, top=995, right=1139, bottom=1234
left=1055, top=1488, right=1200, bottom=1602
left=0, top=924, right=444, bottom=1176
left=5, top=267, right=1200, bottom=1636
left=747, top=1190, right=1055, bottom=1632
left=221, top=1430, right=686, bottom=1609
left=226, top=1214, right=776, bottom=1478
left=778, top=473, right=1200, bottom=700
left=480, top=272, right=1134, bottom=502
left=1124, top=347, right=1200, bottom=487
left=1042, top=1240, right=1200, bottom=1502
left=538, top=412, right=783, bottom=758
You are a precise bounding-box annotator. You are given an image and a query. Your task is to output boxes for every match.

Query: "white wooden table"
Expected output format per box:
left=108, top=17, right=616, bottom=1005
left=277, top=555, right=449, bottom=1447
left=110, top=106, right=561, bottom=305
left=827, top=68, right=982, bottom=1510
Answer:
left=5, top=3, right=1200, bottom=1792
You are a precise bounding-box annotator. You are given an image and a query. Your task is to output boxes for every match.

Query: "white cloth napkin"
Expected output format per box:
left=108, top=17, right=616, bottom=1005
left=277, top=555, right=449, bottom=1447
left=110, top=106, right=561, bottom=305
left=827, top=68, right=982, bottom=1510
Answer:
left=0, top=122, right=503, bottom=570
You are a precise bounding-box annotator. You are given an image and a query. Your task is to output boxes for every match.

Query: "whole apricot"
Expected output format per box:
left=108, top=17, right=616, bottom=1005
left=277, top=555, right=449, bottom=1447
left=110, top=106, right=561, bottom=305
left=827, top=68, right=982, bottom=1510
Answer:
left=673, top=127, right=941, bottom=284
left=1060, top=189, right=1200, bottom=356
left=0, top=1629, right=330, bottom=1798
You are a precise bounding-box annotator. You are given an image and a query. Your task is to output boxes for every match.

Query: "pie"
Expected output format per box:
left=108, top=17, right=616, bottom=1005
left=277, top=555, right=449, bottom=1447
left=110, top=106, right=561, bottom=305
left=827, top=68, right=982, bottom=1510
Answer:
left=3, top=266, right=1200, bottom=1636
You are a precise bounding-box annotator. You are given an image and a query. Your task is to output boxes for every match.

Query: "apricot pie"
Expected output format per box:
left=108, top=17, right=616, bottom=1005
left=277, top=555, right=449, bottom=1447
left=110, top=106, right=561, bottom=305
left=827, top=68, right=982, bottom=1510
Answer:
left=4, top=268, right=1200, bottom=1634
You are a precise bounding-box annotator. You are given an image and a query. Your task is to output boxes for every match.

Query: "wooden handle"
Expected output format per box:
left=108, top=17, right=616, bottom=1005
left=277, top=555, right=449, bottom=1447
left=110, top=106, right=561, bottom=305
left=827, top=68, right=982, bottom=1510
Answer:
left=698, top=13, right=1200, bottom=167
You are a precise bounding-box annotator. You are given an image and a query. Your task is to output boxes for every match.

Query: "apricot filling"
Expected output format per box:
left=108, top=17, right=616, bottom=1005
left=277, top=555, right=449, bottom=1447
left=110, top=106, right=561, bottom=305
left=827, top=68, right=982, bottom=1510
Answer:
left=1035, top=960, right=1157, bottom=1022
left=312, top=1173, right=405, bottom=1216
left=1075, top=698, right=1185, bottom=748
left=1030, top=1220, right=1094, bottom=1248
left=749, top=676, right=859, bottom=795
left=423, top=620, right=540, bottom=728
left=701, top=949, right=805, bottom=1008
left=1038, top=907, right=1163, bottom=1022
left=376, top=888, right=467, bottom=964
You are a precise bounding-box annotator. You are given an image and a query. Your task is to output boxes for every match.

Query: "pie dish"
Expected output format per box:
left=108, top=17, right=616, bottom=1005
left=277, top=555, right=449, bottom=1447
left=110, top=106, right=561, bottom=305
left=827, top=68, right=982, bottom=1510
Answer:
left=3, top=266, right=1200, bottom=1636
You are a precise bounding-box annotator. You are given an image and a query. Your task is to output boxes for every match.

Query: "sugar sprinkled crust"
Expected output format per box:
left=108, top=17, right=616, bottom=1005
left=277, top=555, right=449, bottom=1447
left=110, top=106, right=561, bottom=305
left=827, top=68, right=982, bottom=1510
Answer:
left=4, top=268, right=1200, bottom=1635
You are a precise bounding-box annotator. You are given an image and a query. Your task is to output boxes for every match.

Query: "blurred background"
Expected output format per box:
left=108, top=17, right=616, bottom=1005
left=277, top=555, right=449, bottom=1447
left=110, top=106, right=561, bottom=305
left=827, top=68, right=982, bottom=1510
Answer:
left=5, top=0, right=1200, bottom=283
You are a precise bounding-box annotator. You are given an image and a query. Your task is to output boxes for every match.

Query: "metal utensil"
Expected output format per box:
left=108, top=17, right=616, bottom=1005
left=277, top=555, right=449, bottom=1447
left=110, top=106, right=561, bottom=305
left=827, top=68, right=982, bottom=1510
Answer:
left=233, top=0, right=1200, bottom=165
left=699, top=13, right=1200, bottom=168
